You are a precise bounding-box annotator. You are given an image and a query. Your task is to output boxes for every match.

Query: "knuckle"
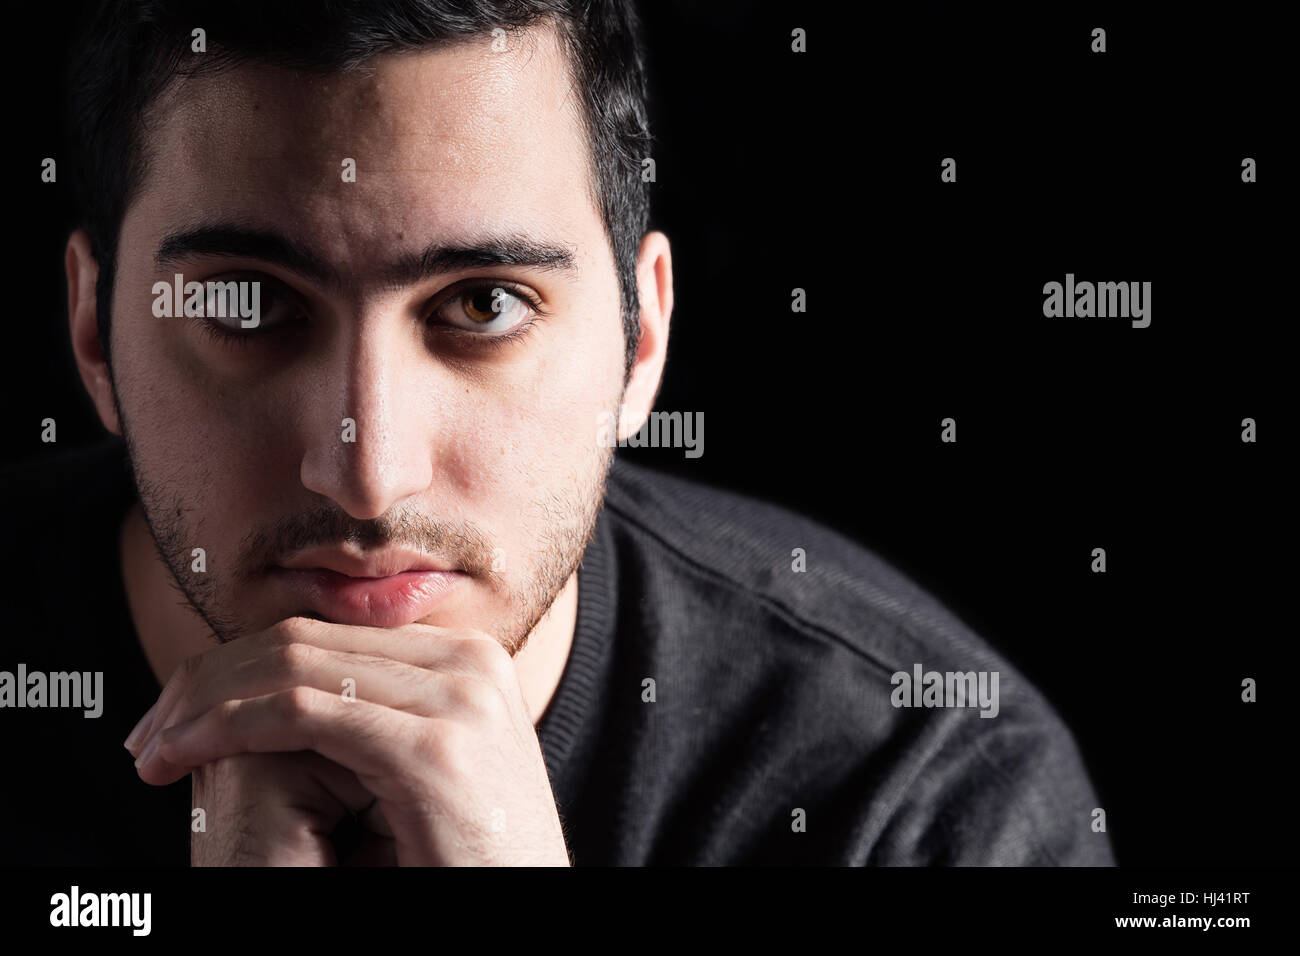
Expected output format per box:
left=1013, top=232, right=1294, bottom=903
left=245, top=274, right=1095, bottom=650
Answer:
left=279, top=685, right=317, bottom=719
left=276, top=641, right=317, bottom=675
left=266, top=619, right=295, bottom=644
left=420, top=720, right=470, bottom=776
left=214, top=698, right=241, bottom=725
left=453, top=679, right=506, bottom=719
left=268, top=616, right=316, bottom=645
left=456, top=637, right=513, bottom=683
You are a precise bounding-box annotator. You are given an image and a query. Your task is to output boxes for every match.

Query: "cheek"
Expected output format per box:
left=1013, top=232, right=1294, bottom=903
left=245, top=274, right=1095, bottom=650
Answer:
left=118, top=359, right=264, bottom=484
left=115, top=274, right=269, bottom=447
left=440, top=326, right=620, bottom=525
left=112, top=338, right=287, bottom=547
left=514, top=323, right=622, bottom=466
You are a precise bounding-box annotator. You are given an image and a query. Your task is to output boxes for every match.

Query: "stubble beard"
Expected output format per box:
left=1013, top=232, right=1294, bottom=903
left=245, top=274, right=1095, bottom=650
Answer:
left=119, top=412, right=615, bottom=656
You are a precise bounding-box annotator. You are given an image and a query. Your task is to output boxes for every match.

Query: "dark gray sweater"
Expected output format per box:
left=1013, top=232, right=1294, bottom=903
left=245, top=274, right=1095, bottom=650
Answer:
left=542, top=457, right=1114, bottom=865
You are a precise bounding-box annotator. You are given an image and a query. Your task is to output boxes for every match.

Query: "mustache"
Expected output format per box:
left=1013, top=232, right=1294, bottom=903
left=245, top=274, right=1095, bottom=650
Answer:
left=236, top=504, right=499, bottom=581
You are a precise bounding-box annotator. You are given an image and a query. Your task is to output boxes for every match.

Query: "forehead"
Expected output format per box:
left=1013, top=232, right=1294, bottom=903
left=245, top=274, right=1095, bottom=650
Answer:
left=134, top=24, right=595, bottom=272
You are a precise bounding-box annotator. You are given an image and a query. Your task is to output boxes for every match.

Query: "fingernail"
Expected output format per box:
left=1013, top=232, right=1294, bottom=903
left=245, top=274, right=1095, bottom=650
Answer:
left=125, top=701, right=161, bottom=754
left=135, top=732, right=162, bottom=770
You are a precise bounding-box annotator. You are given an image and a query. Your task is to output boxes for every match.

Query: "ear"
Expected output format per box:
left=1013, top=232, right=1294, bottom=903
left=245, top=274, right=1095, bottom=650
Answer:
left=66, top=229, right=121, bottom=436
left=618, top=230, right=674, bottom=439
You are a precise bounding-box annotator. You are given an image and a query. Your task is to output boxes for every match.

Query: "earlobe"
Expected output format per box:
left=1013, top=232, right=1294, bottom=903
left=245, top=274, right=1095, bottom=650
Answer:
left=617, top=231, right=674, bottom=440
left=65, top=229, right=121, bottom=436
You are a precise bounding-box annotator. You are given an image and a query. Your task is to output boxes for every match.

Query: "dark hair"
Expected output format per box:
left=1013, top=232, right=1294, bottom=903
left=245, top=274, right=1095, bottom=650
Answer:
left=67, top=0, right=653, bottom=376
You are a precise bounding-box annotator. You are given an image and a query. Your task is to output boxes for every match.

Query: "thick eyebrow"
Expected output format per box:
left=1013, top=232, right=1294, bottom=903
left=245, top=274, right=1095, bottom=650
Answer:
left=154, top=224, right=578, bottom=290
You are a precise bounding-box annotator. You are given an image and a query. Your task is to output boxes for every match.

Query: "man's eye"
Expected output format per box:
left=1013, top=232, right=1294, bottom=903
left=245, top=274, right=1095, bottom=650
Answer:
left=435, top=286, right=537, bottom=335
left=202, top=279, right=298, bottom=334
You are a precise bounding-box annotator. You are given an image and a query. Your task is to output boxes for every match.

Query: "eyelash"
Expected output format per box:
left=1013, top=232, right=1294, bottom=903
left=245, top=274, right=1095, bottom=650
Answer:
left=192, top=314, right=259, bottom=348
left=430, top=282, right=548, bottom=351
left=190, top=280, right=547, bottom=351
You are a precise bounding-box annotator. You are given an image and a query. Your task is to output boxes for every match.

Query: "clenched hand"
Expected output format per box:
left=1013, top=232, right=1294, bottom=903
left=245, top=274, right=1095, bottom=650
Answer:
left=123, top=617, right=571, bottom=866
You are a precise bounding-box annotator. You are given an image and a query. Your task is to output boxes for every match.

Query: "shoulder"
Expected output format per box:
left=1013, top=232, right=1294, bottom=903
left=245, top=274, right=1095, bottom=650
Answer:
left=604, top=457, right=997, bottom=680
left=602, top=459, right=1113, bottom=865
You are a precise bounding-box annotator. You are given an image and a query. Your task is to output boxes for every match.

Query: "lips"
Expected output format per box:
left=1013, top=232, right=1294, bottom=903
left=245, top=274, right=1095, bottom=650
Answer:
left=278, top=545, right=458, bottom=579
left=273, top=548, right=466, bottom=627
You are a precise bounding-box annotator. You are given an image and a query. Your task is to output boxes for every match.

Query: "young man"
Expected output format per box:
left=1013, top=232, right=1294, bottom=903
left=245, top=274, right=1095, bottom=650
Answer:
left=2, top=0, right=1113, bottom=865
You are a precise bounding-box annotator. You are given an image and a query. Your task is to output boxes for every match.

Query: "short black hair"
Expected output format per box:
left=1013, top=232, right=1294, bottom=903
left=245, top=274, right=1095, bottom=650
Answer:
left=66, top=0, right=653, bottom=375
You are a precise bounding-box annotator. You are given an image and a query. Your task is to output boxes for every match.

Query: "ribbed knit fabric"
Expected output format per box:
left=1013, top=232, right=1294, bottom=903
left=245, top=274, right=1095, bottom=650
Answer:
left=537, top=497, right=617, bottom=811
left=532, top=456, right=1115, bottom=866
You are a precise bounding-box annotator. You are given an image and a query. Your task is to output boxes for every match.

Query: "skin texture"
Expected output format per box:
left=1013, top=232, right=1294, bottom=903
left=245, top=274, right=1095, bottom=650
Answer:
left=66, top=23, right=673, bottom=865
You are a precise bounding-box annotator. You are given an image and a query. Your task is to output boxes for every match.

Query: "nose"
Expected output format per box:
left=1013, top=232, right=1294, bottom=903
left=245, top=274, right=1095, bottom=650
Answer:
left=299, top=313, right=433, bottom=520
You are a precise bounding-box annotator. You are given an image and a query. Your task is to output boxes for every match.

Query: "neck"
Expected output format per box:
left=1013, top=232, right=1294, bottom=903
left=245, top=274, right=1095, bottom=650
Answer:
left=118, top=501, right=576, bottom=724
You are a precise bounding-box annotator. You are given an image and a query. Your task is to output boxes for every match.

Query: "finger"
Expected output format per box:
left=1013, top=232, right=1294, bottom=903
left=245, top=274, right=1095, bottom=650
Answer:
left=289, top=753, right=396, bottom=842
left=127, top=617, right=503, bottom=756
left=189, top=752, right=384, bottom=866
left=137, top=643, right=462, bottom=757
left=141, top=688, right=431, bottom=793
left=263, top=617, right=502, bottom=674
left=291, top=750, right=385, bottom=824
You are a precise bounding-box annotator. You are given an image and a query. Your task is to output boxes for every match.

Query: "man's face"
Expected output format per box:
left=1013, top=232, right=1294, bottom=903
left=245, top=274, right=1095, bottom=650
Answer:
left=107, top=26, right=625, bottom=652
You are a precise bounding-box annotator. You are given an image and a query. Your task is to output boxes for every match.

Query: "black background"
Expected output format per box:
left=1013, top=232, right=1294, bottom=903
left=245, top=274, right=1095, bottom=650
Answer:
left=4, top=1, right=1292, bottom=867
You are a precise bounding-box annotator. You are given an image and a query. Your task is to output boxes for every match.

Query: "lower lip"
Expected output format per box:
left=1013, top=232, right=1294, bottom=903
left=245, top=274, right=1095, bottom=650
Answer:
left=273, top=568, right=466, bottom=627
